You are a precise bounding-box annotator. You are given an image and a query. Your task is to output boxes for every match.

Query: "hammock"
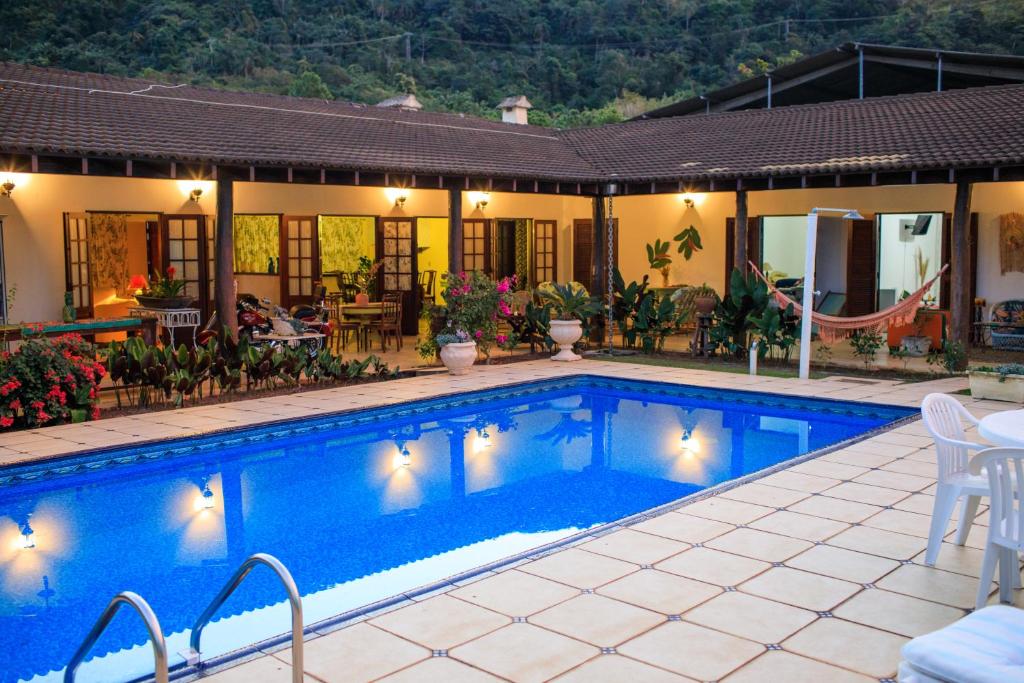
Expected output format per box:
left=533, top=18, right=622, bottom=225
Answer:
left=749, top=262, right=949, bottom=344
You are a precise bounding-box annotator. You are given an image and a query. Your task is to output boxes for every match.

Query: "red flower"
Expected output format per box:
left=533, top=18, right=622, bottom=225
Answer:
left=166, top=266, right=176, bottom=278
left=91, top=406, right=101, bottom=421
left=9, top=399, right=21, bottom=410
left=0, top=416, right=12, bottom=428
left=129, top=274, right=148, bottom=290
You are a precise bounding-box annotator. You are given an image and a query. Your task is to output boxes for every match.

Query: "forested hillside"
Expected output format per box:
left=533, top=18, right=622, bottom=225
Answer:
left=4, top=0, right=1023, bottom=126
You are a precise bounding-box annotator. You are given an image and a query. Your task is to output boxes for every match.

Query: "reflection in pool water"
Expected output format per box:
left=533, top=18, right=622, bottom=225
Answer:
left=0, top=377, right=914, bottom=682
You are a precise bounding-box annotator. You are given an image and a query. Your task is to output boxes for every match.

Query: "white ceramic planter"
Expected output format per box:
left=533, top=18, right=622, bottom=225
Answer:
left=549, top=319, right=584, bottom=361
left=969, top=371, right=1024, bottom=402
left=439, top=341, right=477, bottom=375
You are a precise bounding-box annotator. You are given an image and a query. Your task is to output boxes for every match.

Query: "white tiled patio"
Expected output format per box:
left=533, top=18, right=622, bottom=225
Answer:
left=2, top=359, right=1020, bottom=682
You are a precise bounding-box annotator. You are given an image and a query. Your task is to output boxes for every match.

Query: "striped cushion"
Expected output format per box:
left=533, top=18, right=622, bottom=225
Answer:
left=901, top=605, right=1024, bottom=683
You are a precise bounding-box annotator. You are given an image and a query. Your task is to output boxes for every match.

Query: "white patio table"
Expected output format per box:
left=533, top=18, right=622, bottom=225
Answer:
left=978, top=409, right=1024, bottom=447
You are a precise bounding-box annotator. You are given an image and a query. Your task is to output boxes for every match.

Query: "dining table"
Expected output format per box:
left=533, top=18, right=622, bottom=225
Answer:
left=978, top=409, right=1024, bottom=447
left=337, top=302, right=383, bottom=352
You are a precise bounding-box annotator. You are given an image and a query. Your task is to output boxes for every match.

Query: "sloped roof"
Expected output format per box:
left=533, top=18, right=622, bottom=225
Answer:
left=640, top=42, right=1024, bottom=119
left=0, top=62, right=603, bottom=181
left=560, top=83, right=1024, bottom=182
left=1, top=62, right=1024, bottom=186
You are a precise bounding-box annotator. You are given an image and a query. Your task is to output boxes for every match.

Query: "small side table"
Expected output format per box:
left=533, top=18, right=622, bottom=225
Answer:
left=129, top=307, right=201, bottom=347
left=692, top=313, right=713, bottom=357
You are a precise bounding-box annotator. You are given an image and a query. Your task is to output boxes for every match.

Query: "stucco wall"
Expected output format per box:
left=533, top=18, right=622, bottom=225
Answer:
left=611, top=182, right=1024, bottom=306
left=0, top=174, right=593, bottom=322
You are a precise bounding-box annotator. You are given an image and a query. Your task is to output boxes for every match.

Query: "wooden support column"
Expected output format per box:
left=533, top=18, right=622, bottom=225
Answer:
left=733, top=188, right=748, bottom=272
left=950, top=180, right=973, bottom=365
left=592, top=194, right=607, bottom=295
left=448, top=188, right=463, bottom=273
left=215, top=177, right=238, bottom=337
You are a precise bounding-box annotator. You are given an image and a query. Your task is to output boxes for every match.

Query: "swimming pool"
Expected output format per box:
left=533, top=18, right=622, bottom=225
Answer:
left=0, top=375, right=915, bottom=682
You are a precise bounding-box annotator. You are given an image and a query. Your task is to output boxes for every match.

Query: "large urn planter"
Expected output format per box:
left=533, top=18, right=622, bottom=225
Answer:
left=969, top=370, right=1024, bottom=403
left=440, top=341, right=477, bottom=375
left=549, top=319, right=584, bottom=361
left=134, top=295, right=195, bottom=309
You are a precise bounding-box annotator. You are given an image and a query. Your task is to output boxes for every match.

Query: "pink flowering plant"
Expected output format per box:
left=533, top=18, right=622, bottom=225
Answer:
left=417, top=271, right=519, bottom=360
left=0, top=333, right=105, bottom=430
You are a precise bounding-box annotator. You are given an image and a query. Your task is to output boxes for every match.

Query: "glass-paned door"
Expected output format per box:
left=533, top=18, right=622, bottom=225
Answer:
left=462, top=219, right=491, bottom=273
left=207, top=217, right=217, bottom=315
left=161, top=214, right=210, bottom=317
left=534, top=219, right=557, bottom=285
left=280, top=215, right=318, bottom=308
left=63, top=212, right=93, bottom=317
left=377, top=217, right=418, bottom=335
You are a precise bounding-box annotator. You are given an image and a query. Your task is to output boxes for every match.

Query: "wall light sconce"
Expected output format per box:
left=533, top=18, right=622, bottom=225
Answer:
left=472, top=428, right=493, bottom=454
left=683, top=197, right=694, bottom=208
left=193, top=478, right=215, bottom=512
left=394, top=189, right=409, bottom=208
left=469, top=191, right=491, bottom=211
left=397, top=443, right=412, bottom=468
left=680, top=192, right=704, bottom=208
left=679, top=429, right=701, bottom=458
left=189, top=186, right=204, bottom=203
left=1, top=179, right=14, bottom=198
left=18, top=516, right=35, bottom=550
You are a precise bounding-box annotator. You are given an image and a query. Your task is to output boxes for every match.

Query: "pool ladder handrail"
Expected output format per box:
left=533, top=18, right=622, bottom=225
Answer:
left=184, top=552, right=304, bottom=683
left=64, top=591, right=168, bottom=683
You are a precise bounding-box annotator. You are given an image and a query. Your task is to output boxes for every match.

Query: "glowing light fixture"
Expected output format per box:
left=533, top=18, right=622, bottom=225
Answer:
left=472, top=428, right=493, bottom=454
left=389, top=188, right=410, bottom=208
left=18, top=517, right=35, bottom=550
left=397, top=443, right=412, bottom=468
left=469, top=191, right=491, bottom=210
left=189, top=186, right=204, bottom=203
left=679, top=429, right=701, bottom=457
left=0, top=178, right=14, bottom=198
left=193, top=478, right=215, bottom=511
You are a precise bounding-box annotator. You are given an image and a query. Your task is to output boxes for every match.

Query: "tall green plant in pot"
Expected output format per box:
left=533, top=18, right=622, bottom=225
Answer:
left=538, top=282, right=601, bottom=361
left=709, top=268, right=770, bottom=359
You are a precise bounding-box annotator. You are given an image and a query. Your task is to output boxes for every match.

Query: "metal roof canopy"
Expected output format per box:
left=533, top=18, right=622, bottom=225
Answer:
left=640, top=42, right=1024, bottom=119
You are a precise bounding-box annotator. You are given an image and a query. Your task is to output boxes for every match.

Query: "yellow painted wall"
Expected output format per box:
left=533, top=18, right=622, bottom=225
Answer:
left=612, top=182, right=1024, bottom=305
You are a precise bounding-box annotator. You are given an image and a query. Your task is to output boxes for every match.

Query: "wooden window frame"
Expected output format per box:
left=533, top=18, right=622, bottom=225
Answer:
left=280, top=215, right=320, bottom=308
left=533, top=219, right=558, bottom=286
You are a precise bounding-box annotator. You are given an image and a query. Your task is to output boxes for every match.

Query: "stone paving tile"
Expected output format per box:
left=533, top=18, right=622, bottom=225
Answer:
left=630, top=512, right=734, bottom=544
left=376, top=657, right=504, bottom=682
left=876, top=563, right=994, bottom=609
left=518, top=548, right=637, bottom=589
left=618, top=621, right=764, bottom=682
left=748, top=510, right=849, bottom=542
left=757, top=470, right=840, bottom=493
left=786, top=544, right=900, bottom=584
left=369, top=595, right=509, bottom=650
left=820, top=449, right=896, bottom=469
left=448, top=569, right=579, bottom=617
left=833, top=589, right=966, bottom=638
left=822, top=481, right=911, bottom=507
left=449, top=624, right=597, bottom=683
left=597, top=568, right=721, bottom=614
left=578, top=529, right=689, bottom=565
left=853, top=469, right=934, bottom=492
left=740, top=567, right=861, bottom=611
left=200, top=654, right=318, bottom=682
left=718, top=482, right=811, bottom=507
left=788, top=459, right=871, bottom=481
left=786, top=494, right=883, bottom=523
left=862, top=508, right=950, bottom=539
left=274, top=623, right=428, bottom=683
left=912, top=544, right=987, bottom=578
left=782, top=618, right=908, bottom=679
left=552, top=654, right=694, bottom=682
left=892, top=492, right=939, bottom=516
left=656, top=546, right=771, bottom=587
left=530, top=594, right=665, bottom=647
left=828, top=525, right=928, bottom=560
left=705, top=527, right=814, bottom=563
left=681, top=496, right=774, bottom=525
left=683, top=590, right=816, bottom=643
left=723, top=650, right=875, bottom=683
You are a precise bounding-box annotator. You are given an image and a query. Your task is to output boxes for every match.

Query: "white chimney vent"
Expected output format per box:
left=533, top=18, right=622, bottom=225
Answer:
left=497, top=95, right=533, bottom=124
left=376, top=94, right=423, bottom=111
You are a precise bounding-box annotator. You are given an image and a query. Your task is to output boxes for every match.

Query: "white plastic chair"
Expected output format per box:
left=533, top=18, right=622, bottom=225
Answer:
left=920, top=393, right=990, bottom=566
left=969, top=447, right=1024, bottom=609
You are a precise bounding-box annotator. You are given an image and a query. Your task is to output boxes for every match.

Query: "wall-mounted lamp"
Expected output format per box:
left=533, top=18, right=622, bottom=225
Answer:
left=472, top=428, right=493, bottom=454
left=386, top=187, right=410, bottom=208
left=397, top=443, right=412, bottom=468
left=193, top=478, right=215, bottom=512
left=469, top=191, right=491, bottom=211
left=1, top=179, right=15, bottom=198
left=189, top=186, right=204, bottom=203
left=679, top=429, right=701, bottom=458
left=18, top=516, right=35, bottom=550
left=679, top=192, right=705, bottom=208
left=683, top=197, right=694, bottom=208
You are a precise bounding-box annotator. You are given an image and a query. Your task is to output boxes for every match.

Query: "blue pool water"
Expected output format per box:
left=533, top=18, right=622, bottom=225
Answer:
left=0, top=376, right=914, bottom=681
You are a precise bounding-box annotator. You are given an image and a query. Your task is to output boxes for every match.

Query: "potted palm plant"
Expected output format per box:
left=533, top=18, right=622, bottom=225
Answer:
left=538, top=282, right=602, bottom=361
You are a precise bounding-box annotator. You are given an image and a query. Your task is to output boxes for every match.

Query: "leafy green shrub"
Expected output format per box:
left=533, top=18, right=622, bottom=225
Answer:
left=709, top=268, right=772, bottom=359
left=849, top=330, right=885, bottom=369
left=973, top=363, right=1024, bottom=381
left=927, top=340, right=967, bottom=375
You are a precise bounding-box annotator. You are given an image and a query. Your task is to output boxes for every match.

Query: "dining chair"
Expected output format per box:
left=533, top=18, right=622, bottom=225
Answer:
left=968, top=447, right=1024, bottom=608
left=920, top=393, right=991, bottom=565
left=334, top=306, right=362, bottom=352
left=419, top=270, right=437, bottom=304
left=377, top=292, right=402, bottom=351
